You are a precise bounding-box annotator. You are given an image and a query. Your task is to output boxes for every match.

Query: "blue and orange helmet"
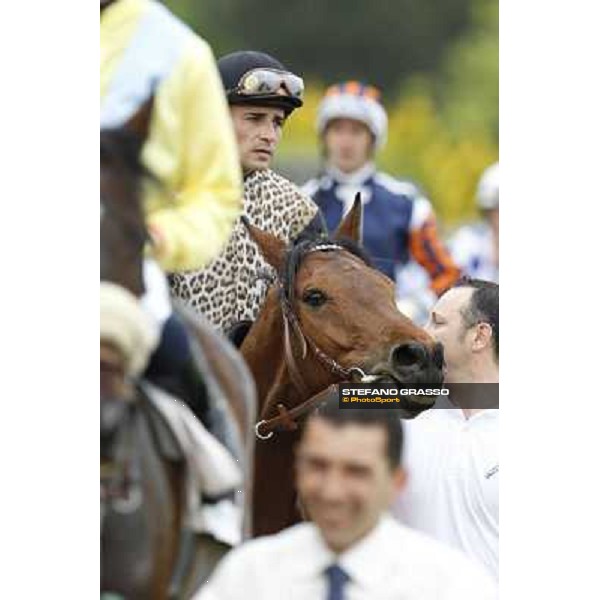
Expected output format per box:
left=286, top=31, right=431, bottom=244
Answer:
left=317, top=81, right=388, bottom=149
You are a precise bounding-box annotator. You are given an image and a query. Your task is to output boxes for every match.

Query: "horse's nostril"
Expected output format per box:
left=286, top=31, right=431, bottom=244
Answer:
left=391, top=343, right=427, bottom=369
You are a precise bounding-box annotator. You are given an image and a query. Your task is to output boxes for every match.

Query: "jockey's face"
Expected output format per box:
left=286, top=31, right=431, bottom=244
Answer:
left=324, top=118, right=374, bottom=174
left=230, top=105, right=286, bottom=174
left=296, top=416, right=406, bottom=553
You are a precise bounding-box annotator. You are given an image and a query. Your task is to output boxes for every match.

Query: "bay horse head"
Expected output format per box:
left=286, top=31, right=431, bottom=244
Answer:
left=241, top=194, right=445, bottom=535
left=243, top=194, right=444, bottom=422
left=101, top=96, right=187, bottom=597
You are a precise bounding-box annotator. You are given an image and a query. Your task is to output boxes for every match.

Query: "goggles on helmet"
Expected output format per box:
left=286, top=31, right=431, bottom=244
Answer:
left=230, top=68, right=304, bottom=100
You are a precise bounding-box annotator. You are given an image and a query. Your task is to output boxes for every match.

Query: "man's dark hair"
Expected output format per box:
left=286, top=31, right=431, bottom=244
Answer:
left=452, top=277, right=499, bottom=360
left=305, top=390, right=403, bottom=469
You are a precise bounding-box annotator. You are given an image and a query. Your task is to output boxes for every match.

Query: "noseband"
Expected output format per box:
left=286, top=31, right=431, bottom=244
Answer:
left=255, top=244, right=378, bottom=440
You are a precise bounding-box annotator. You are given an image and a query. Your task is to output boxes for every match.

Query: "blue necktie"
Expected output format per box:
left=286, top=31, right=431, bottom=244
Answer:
left=325, top=564, right=350, bottom=600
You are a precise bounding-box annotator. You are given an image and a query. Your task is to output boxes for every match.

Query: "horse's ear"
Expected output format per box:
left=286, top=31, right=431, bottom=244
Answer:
left=334, top=192, right=363, bottom=244
left=122, top=94, right=154, bottom=143
left=242, top=217, right=286, bottom=273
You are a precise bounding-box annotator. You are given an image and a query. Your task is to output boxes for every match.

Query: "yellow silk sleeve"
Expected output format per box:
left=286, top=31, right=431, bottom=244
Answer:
left=142, top=37, right=242, bottom=272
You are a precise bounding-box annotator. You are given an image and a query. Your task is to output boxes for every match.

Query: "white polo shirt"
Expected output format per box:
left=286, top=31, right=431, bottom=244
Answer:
left=393, top=407, right=499, bottom=580
left=195, top=514, right=497, bottom=599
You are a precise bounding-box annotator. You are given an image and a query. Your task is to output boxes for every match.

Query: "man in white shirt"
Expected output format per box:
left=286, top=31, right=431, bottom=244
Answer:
left=393, top=278, right=499, bottom=580
left=196, top=392, right=497, bottom=599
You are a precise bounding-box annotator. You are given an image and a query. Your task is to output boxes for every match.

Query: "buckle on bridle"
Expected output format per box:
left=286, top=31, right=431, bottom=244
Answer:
left=255, top=420, right=274, bottom=440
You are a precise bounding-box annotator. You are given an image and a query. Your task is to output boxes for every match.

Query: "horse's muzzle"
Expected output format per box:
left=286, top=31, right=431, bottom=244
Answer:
left=389, top=341, right=444, bottom=384
left=362, top=341, right=445, bottom=418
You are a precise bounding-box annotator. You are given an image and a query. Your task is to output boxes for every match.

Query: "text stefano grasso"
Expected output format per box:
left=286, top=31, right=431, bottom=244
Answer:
left=340, top=387, right=449, bottom=396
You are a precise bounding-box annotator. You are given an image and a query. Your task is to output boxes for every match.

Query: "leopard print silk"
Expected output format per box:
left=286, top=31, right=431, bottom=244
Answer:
left=169, top=169, right=319, bottom=333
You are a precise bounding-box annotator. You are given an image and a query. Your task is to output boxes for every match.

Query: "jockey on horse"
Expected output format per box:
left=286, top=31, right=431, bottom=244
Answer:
left=101, top=4, right=259, bottom=595
left=101, top=0, right=244, bottom=428
left=169, top=50, right=327, bottom=335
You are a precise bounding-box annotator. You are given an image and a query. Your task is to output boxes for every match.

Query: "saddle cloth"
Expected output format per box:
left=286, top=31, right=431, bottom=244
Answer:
left=141, top=381, right=243, bottom=546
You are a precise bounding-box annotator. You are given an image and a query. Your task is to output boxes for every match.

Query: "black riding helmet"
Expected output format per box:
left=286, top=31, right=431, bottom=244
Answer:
left=217, top=51, right=304, bottom=116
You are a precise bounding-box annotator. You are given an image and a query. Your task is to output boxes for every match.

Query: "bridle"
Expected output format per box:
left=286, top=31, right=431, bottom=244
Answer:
left=255, top=244, right=378, bottom=440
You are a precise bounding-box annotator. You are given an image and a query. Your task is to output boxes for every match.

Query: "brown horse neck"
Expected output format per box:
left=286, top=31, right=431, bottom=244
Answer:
left=242, top=292, right=288, bottom=412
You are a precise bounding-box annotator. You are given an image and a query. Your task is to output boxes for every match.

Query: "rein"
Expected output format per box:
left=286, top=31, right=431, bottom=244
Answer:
left=255, top=384, right=339, bottom=440
left=255, top=245, right=377, bottom=440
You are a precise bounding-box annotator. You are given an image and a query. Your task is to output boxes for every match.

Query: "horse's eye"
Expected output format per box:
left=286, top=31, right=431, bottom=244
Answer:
left=302, top=289, right=327, bottom=308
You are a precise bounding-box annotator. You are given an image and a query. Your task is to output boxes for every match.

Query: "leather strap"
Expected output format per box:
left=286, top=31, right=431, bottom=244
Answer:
left=255, top=259, right=376, bottom=441
left=281, top=294, right=311, bottom=398
left=255, top=385, right=338, bottom=438
left=279, top=286, right=352, bottom=393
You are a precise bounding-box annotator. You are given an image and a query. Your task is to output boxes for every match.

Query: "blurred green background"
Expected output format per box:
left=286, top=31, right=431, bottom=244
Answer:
left=164, top=0, right=498, bottom=227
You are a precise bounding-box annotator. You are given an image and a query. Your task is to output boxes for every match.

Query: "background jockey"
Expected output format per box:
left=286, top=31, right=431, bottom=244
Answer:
left=448, top=162, right=499, bottom=283
left=303, top=81, right=461, bottom=297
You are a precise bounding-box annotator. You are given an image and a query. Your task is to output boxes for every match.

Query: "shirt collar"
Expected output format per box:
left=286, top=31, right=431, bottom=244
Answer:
left=467, top=408, right=499, bottom=423
left=440, top=406, right=499, bottom=425
left=289, top=524, right=336, bottom=579
left=337, top=514, right=397, bottom=587
left=325, top=161, right=376, bottom=186
left=296, top=514, right=401, bottom=588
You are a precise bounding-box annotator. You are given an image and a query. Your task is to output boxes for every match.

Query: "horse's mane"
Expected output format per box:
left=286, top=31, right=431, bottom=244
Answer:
left=100, top=127, right=154, bottom=262
left=281, top=236, right=372, bottom=300
left=100, top=128, right=151, bottom=181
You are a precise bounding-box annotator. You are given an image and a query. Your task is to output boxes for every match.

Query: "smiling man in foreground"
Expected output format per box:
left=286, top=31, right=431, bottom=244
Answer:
left=195, top=392, right=497, bottom=599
